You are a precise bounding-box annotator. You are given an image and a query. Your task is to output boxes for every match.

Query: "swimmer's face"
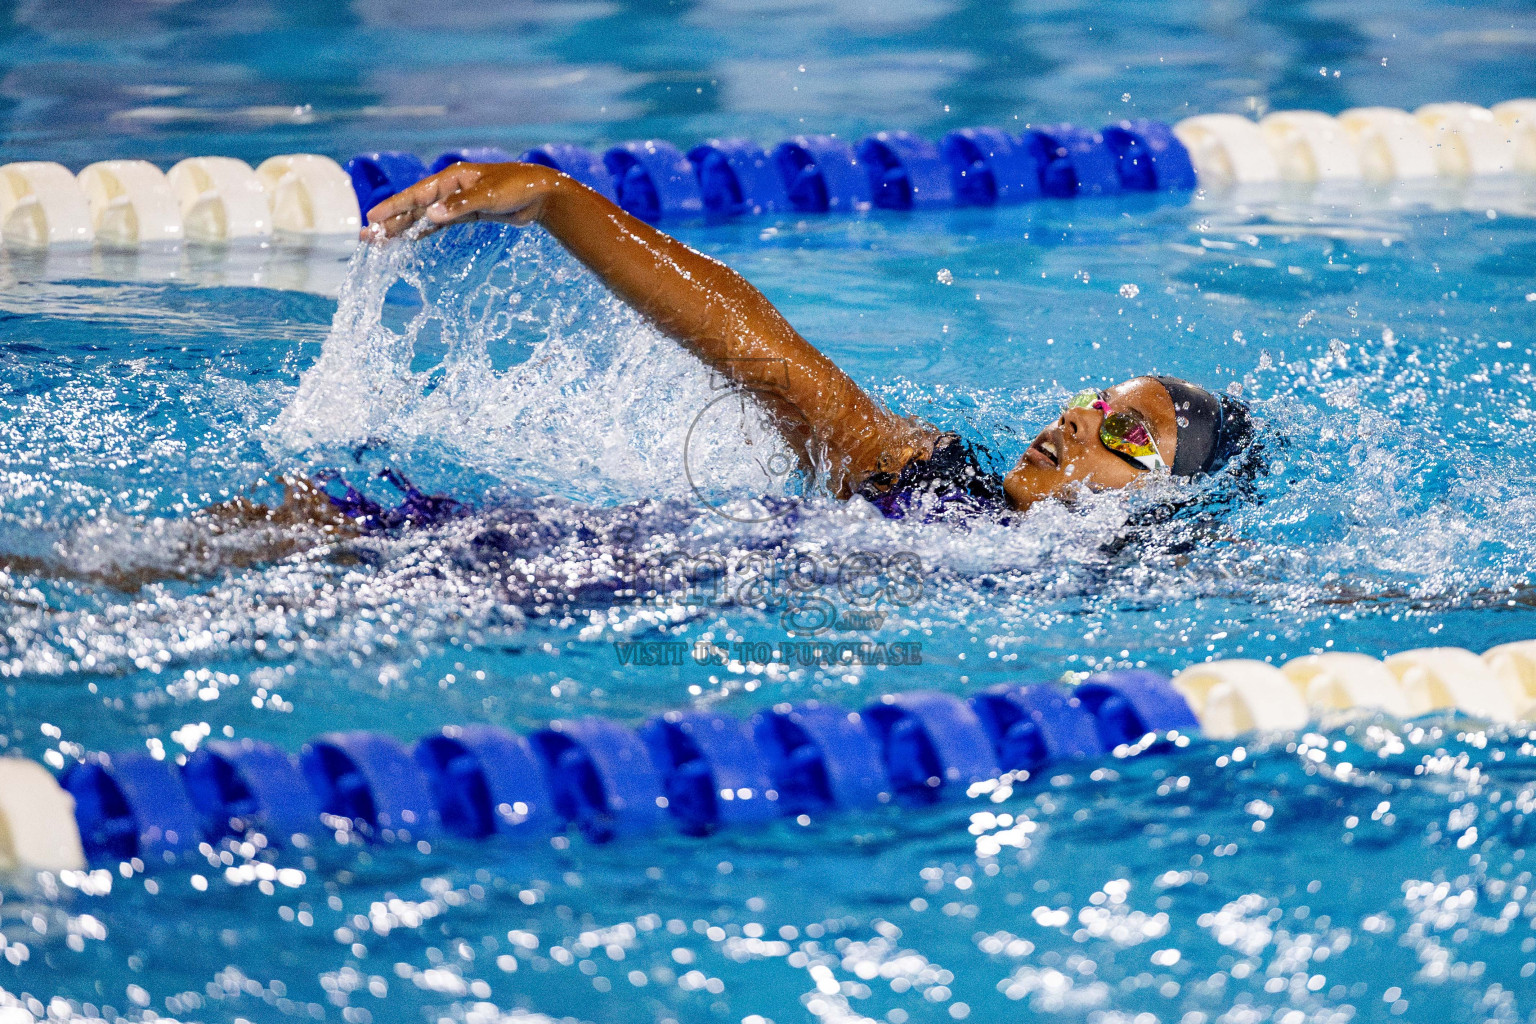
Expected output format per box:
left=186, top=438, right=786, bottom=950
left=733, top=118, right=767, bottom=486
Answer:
left=1003, top=376, right=1180, bottom=511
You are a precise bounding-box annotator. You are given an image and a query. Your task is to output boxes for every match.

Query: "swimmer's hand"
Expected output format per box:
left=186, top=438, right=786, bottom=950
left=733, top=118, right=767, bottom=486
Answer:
left=364, top=162, right=559, bottom=239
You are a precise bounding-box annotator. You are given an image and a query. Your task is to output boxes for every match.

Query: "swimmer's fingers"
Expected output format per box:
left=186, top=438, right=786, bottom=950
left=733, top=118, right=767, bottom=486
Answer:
left=364, top=164, right=488, bottom=238
left=431, top=175, right=546, bottom=227
left=369, top=164, right=484, bottom=222
left=364, top=164, right=553, bottom=239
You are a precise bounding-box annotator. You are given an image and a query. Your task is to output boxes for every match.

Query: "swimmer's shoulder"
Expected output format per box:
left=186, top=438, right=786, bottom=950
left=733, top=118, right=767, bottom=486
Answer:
left=857, top=431, right=1007, bottom=519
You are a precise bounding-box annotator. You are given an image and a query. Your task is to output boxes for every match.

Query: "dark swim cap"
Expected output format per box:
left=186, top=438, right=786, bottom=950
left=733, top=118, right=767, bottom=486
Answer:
left=1151, top=376, right=1252, bottom=477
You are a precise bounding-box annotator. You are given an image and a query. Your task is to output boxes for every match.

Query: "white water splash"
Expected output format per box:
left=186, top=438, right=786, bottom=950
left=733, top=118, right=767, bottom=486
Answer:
left=272, top=224, right=793, bottom=506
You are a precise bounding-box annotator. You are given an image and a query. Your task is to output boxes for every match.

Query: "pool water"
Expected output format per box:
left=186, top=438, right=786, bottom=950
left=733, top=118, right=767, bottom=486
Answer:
left=4, top=2, right=1536, bottom=1022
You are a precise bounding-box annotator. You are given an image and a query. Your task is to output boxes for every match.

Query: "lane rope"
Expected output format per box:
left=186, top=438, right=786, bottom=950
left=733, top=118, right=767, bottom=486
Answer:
left=1, top=100, right=1533, bottom=249
left=3, top=640, right=1534, bottom=873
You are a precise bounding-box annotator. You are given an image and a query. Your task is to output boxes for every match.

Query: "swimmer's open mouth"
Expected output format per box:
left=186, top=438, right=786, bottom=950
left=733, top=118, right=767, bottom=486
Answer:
left=1027, top=434, right=1060, bottom=469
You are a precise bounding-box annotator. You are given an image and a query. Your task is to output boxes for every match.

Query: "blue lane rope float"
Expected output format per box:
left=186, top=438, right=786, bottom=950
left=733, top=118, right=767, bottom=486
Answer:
left=1101, top=119, right=1199, bottom=192
left=856, top=131, right=956, bottom=210
left=640, top=711, right=780, bottom=834
left=429, top=147, right=514, bottom=175
left=862, top=691, right=1000, bottom=801
left=4, top=101, right=1535, bottom=249
left=40, top=671, right=1182, bottom=867
left=969, top=685, right=1105, bottom=772
left=531, top=716, right=667, bottom=842
left=518, top=143, right=617, bottom=203
left=771, top=134, right=873, bottom=214
left=939, top=127, right=1044, bottom=205
left=182, top=738, right=319, bottom=847
left=413, top=724, right=554, bottom=839
left=686, top=138, right=791, bottom=218
left=61, top=752, right=204, bottom=864
left=602, top=139, right=705, bottom=223
left=1074, top=670, right=1202, bottom=749
left=5, top=641, right=1535, bottom=871
left=1033, top=123, right=1124, bottom=197
left=301, top=731, right=440, bottom=842
left=342, top=151, right=428, bottom=221
left=751, top=700, right=890, bottom=812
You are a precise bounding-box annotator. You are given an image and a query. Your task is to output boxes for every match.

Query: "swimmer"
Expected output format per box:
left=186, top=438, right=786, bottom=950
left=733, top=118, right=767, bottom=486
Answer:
left=367, top=162, right=1255, bottom=521
left=2, top=161, right=1260, bottom=593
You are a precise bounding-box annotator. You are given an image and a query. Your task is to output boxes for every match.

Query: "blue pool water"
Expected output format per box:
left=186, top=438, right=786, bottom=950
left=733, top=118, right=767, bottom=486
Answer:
left=4, top=2, right=1536, bottom=1022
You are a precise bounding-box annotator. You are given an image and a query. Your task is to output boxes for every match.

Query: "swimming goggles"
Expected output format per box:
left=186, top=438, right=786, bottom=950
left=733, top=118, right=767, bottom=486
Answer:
left=1064, top=390, right=1167, bottom=472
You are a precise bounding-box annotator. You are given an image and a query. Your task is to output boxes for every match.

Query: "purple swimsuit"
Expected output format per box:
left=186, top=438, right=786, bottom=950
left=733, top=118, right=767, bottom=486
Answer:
left=856, top=433, right=1008, bottom=522
left=325, top=433, right=1008, bottom=531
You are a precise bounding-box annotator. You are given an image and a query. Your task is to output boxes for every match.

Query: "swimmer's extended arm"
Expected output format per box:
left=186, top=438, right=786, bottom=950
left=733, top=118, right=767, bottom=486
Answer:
left=366, top=162, right=933, bottom=495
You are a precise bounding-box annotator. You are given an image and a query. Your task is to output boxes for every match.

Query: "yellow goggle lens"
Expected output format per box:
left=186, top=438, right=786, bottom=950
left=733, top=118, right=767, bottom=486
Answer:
left=1061, top=390, right=1164, bottom=469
